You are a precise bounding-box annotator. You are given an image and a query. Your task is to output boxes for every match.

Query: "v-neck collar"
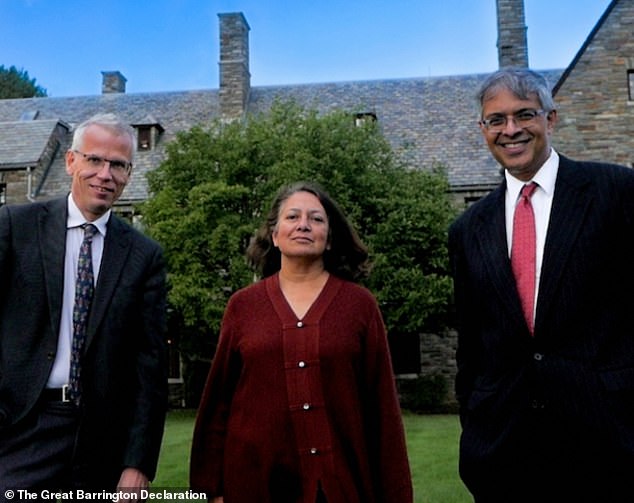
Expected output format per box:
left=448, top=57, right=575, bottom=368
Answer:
left=266, top=272, right=343, bottom=326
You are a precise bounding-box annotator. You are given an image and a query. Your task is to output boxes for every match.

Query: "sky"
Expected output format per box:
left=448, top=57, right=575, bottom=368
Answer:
left=1, top=0, right=613, bottom=98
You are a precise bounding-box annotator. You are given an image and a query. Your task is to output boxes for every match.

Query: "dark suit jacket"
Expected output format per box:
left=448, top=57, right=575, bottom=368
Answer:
left=0, top=196, right=168, bottom=487
left=448, top=155, right=634, bottom=500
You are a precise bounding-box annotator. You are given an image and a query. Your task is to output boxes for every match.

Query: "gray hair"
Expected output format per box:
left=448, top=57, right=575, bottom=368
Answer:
left=476, top=68, right=556, bottom=118
left=71, top=113, right=136, bottom=162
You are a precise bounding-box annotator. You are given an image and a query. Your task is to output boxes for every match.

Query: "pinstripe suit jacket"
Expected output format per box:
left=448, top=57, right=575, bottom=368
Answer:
left=0, top=196, right=168, bottom=487
left=449, top=155, right=634, bottom=499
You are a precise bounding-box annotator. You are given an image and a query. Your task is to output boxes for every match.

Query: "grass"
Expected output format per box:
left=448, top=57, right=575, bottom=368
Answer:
left=153, top=409, right=197, bottom=486
left=402, top=412, right=471, bottom=503
left=154, top=409, right=472, bottom=503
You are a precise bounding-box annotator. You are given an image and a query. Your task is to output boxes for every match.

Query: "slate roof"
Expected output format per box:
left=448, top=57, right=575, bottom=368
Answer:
left=0, top=70, right=562, bottom=204
left=0, top=90, right=220, bottom=203
left=0, top=119, right=64, bottom=170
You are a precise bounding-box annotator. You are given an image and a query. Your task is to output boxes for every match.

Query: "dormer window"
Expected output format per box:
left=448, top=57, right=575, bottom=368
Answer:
left=137, top=127, right=152, bottom=151
left=354, top=112, right=377, bottom=127
left=131, top=116, right=165, bottom=152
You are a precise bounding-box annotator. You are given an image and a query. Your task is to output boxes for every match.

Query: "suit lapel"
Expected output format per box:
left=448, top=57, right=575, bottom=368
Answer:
left=85, top=214, right=131, bottom=349
left=39, top=198, right=68, bottom=337
left=473, top=184, right=527, bottom=328
left=535, top=156, right=593, bottom=331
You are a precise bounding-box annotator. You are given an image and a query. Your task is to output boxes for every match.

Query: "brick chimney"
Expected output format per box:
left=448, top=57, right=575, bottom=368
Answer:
left=218, top=12, right=251, bottom=120
left=101, top=71, right=127, bottom=94
left=496, top=0, right=529, bottom=68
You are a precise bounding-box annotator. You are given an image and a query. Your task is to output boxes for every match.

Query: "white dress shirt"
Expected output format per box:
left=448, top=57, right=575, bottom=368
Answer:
left=504, top=148, right=559, bottom=324
left=47, top=194, right=110, bottom=389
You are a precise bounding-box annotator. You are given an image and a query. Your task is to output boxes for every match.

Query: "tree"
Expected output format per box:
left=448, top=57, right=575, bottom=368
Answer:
left=0, top=65, right=47, bottom=99
left=366, top=164, right=456, bottom=334
left=141, top=100, right=456, bottom=402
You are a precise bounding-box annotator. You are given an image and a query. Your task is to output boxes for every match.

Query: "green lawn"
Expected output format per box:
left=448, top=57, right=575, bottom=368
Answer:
left=154, top=409, right=472, bottom=503
left=402, top=412, right=471, bottom=503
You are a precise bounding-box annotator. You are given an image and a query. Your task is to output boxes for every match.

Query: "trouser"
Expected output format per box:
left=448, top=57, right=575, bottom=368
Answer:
left=0, top=397, right=79, bottom=502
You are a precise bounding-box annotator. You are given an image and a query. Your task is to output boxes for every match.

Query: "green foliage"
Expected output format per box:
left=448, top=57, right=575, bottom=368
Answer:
left=398, top=374, right=450, bottom=413
left=0, top=65, right=47, bottom=98
left=142, top=100, right=456, bottom=380
left=366, top=166, right=456, bottom=333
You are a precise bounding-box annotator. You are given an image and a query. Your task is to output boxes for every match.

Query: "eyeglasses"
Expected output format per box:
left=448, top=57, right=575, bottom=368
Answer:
left=480, top=109, right=546, bottom=133
left=73, top=150, right=132, bottom=175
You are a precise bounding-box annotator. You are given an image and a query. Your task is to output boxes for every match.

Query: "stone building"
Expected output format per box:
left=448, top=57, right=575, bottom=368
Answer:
left=0, top=0, right=630, bottom=403
left=552, top=0, right=634, bottom=168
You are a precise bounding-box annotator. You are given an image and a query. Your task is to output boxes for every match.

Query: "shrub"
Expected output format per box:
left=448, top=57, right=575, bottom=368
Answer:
left=399, top=374, right=449, bottom=413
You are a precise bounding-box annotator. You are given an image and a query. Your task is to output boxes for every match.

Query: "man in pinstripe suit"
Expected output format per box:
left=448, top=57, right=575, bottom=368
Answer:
left=449, top=68, right=634, bottom=502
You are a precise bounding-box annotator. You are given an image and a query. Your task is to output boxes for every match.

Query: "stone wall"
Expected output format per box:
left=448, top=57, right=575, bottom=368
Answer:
left=420, top=329, right=458, bottom=407
left=1, top=170, right=30, bottom=204
left=553, top=0, right=633, bottom=168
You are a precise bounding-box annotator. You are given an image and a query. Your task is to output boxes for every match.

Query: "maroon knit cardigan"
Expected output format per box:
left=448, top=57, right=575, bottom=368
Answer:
left=190, top=273, right=413, bottom=503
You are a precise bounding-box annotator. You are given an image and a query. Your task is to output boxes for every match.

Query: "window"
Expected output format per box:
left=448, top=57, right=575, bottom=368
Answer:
left=132, top=120, right=164, bottom=151
left=354, top=112, right=377, bottom=127
left=464, top=195, right=485, bottom=207
left=19, top=110, right=39, bottom=121
left=0, top=182, right=6, bottom=206
left=137, top=127, right=152, bottom=151
left=388, top=333, right=421, bottom=375
left=628, top=70, right=634, bottom=102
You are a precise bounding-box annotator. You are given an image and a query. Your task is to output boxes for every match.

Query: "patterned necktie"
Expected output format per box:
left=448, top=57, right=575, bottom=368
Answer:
left=68, top=223, right=98, bottom=405
left=511, top=182, right=538, bottom=335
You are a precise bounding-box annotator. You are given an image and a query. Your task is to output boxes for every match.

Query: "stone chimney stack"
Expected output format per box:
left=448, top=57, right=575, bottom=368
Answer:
left=101, top=71, right=127, bottom=94
left=496, top=0, right=529, bottom=68
left=219, top=12, right=251, bottom=120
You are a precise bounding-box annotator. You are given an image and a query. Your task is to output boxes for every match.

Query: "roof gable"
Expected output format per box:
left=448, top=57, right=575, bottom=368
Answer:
left=0, top=119, right=67, bottom=170
left=553, top=0, right=619, bottom=94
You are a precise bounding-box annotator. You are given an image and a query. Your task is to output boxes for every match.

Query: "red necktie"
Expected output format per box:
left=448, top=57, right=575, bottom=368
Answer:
left=511, top=182, right=538, bottom=335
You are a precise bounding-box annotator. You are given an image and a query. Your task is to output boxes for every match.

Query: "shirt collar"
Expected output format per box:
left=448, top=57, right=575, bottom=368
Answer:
left=505, top=148, right=559, bottom=201
left=66, top=193, right=110, bottom=236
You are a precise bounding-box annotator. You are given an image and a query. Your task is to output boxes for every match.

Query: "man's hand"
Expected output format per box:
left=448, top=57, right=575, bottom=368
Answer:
left=117, top=467, right=149, bottom=502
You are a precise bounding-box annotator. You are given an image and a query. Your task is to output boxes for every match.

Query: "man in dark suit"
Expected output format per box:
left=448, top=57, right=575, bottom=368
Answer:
left=449, top=68, right=634, bottom=502
left=0, top=114, right=168, bottom=497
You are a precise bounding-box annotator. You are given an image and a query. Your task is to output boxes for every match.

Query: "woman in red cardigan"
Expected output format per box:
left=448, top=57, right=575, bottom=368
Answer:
left=190, top=181, right=413, bottom=503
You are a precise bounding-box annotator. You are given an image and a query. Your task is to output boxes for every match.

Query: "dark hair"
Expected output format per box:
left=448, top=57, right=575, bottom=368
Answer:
left=476, top=68, right=556, bottom=117
left=247, top=181, right=370, bottom=281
